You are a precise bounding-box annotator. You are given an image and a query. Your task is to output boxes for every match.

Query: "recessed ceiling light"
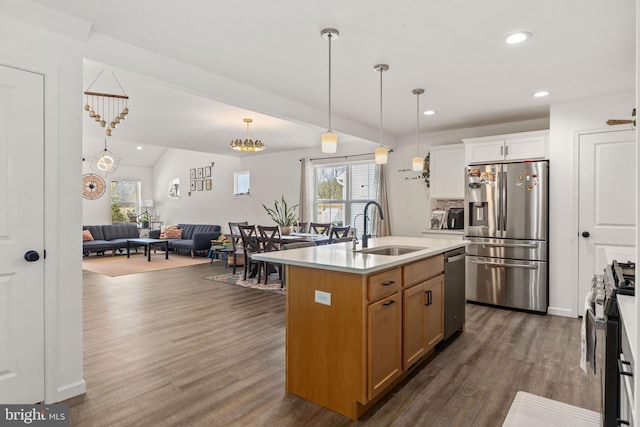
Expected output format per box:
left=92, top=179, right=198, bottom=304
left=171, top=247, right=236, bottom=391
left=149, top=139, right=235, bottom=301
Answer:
left=506, top=32, right=531, bottom=44
left=423, top=110, right=436, bottom=116
left=136, top=146, right=143, bottom=150
left=533, top=91, right=549, bottom=98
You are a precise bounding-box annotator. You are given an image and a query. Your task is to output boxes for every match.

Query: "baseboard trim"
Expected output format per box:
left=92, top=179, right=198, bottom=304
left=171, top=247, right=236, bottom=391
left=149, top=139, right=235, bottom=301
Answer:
left=48, top=379, right=86, bottom=403
left=548, top=306, right=576, bottom=318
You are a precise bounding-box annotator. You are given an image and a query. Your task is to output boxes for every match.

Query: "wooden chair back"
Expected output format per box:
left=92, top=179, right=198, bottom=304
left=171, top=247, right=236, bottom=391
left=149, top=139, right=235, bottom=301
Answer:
left=309, top=222, right=331, bottom=235
left=258, top=225, right=281, bottom=253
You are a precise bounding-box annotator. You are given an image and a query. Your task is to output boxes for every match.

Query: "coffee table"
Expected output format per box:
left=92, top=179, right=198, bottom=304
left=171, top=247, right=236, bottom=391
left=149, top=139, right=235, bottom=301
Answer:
left=126, top=238, right=169, bottom=262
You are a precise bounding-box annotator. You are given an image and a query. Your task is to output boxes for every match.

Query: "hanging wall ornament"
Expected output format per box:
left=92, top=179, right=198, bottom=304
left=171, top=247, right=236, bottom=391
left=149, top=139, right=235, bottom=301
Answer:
left=83, top=70, right=130, bottom=137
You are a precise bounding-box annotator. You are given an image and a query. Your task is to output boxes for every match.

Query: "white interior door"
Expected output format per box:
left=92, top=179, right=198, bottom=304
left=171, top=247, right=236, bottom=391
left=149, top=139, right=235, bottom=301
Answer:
left=0, top=64, right=45, bottom=403
left=578, top=129, right=636, bottom=307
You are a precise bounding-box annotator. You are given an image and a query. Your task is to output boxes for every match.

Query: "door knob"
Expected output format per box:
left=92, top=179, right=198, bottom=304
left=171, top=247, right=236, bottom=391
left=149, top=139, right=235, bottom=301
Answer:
left=581, top=231, right=590, bottom=238
left=24, top=250, right=40, bottom=262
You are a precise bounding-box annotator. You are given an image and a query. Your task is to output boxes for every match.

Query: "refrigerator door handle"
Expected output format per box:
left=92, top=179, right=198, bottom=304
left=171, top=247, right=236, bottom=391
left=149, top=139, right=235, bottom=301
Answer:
left=470, top=259, right=539, bottom=269
left=477, top=242, right=538, bottom=249
left=501, top=168, right=507, bottom=233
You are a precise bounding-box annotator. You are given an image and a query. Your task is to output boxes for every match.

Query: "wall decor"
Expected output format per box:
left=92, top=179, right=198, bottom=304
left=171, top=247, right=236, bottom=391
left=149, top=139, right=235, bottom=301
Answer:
left=190, top=180, right=196, bottom=191
left=205, top=179, right=212, bottom=190
left=190, top=168, right=196, bottom=179
left=82, top=173, right=106, bottom=199
left=205, top=166, right=211, bottom=177
left=197, top=168, right=204, bottom=179
left=197, top=180, right=204, bottom=191
left=168, top=177, right=180, bottom=199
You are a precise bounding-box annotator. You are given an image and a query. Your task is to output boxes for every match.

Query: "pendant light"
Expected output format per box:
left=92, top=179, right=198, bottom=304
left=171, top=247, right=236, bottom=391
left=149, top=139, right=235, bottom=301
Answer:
left=321, top=28, right=339, bottom=153
left=374, top=64, right=389, bottom=164
left=411, top=88, right=425, bottom=171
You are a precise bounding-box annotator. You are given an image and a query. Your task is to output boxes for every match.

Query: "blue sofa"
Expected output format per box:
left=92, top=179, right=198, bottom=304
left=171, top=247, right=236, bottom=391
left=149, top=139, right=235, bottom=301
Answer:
left=149, top=224, right=221, bottom=257
left=83, top=224, right=144, bottom=256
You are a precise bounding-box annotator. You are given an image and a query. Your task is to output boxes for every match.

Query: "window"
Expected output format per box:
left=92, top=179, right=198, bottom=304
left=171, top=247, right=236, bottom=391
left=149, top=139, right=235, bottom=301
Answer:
left=313, top=160, right=380, bottom=235
left=111, top=180, right=141, bottom=224
left=234, top=171, right=250, bottom=196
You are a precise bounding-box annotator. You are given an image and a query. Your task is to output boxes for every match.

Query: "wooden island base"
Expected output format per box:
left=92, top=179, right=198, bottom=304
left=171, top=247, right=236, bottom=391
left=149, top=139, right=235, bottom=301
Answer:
left=285, top=252, right=451, bottom=420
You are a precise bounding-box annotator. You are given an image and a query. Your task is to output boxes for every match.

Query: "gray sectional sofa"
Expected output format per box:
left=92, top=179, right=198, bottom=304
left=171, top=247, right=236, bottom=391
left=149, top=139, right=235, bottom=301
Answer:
left=149, top=223, right=221, bottom=257
left=82, top=224, right=144, bottom=256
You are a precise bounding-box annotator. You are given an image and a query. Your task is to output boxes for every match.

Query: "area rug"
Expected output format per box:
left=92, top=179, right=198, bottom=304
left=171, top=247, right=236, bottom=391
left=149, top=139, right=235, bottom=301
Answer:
left=82, top=254, right=213, bottom=277
left=205, top=272, right=284, bottom=295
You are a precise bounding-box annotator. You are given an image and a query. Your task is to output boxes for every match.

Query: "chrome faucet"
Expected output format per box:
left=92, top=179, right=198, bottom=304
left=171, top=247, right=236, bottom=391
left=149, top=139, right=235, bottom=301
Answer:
left=362, top=201, right=383, bottom=248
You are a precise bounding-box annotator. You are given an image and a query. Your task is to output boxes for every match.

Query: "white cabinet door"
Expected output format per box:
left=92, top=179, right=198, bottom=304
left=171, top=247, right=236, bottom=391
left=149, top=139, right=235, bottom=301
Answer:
left=464, top=139, right=505, bottom=164
left=430, top=144, right=465, bottom=199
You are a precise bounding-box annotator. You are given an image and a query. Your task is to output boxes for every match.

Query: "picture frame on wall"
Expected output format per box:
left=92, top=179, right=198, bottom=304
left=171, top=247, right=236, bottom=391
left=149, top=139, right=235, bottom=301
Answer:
left=197, top=168, right=204, bottom=179
left=205, top=179, right=212, bottom=190
left=205, top=166, right=211, bottom=177
left=190, top=180, right=196, bottom=191
left=197, top=180, right=204, bottom=191
left=190, top=168, right=196, bottom=179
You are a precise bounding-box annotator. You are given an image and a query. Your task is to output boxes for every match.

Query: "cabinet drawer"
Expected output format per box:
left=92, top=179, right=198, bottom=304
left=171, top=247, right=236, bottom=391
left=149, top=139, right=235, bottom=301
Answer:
left=404, top=255, right=444, bottom=287
left=368, top=268, right=401, bottom=302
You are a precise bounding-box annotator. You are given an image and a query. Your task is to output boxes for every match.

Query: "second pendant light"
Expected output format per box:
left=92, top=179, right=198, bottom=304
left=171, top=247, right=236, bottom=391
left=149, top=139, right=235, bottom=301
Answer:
left=374, top=64, right=389, bottom=164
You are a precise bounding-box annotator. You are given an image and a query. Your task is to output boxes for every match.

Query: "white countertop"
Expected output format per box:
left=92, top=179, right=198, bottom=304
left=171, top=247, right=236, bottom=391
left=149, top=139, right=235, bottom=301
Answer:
left=252, top=236, right=469, bottom=274
left=618, top=295, right=637, bottom=362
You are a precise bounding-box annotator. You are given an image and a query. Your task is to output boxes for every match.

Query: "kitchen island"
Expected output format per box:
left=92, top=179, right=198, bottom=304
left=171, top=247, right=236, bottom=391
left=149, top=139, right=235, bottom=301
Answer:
left=252, top=236, right=468, bottom=419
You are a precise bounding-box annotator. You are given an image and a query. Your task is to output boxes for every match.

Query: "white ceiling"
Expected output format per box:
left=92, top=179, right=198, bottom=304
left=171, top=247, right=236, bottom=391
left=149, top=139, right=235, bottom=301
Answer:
left=31, top=0, right=636, bottom=162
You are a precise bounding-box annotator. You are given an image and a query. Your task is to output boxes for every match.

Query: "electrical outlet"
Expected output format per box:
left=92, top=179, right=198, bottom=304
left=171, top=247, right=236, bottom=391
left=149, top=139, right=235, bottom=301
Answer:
left=314, top=290, right=331, bottom=306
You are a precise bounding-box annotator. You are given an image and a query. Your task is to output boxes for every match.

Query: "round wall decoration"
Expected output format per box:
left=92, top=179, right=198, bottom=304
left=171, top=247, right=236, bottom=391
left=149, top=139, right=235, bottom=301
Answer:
left=82, top=173, right=106, bottom=199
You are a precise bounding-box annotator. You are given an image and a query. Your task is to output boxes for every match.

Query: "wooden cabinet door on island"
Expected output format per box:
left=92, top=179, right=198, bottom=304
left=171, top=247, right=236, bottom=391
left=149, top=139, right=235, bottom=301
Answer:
left=368, top=293, right=403, bottom=400
left=403, top=281, right=427, bottom=368
left=424, top=274, right=444, bottom=350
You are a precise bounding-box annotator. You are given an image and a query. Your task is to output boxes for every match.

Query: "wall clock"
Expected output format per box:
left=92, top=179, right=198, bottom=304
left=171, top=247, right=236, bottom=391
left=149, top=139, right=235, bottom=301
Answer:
left=82, top=173, right=106, bottom=200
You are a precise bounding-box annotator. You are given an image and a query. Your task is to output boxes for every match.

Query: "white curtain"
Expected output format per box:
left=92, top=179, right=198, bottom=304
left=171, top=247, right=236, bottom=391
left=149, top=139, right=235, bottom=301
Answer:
left=298, top=158, right=311, bottom=224
left=376, top=164, right=392, bottom=236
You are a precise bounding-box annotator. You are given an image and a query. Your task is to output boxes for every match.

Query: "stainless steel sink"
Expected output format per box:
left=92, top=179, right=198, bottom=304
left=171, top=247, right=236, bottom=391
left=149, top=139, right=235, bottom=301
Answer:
left=356, top=245, right=425, bottom=256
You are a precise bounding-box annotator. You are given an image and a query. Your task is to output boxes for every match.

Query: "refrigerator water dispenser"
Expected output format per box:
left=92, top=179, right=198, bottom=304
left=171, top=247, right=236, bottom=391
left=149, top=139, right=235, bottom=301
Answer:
left=469, top=202, right=488, bottom=227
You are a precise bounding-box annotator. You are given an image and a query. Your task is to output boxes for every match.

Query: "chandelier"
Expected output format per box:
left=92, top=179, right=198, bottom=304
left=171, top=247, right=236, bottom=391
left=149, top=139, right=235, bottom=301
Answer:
left=230, top=118, right=265, bottom=152
left=90, top=138, right=121, bottom=177
left=83, top=70, right=130, bottom=137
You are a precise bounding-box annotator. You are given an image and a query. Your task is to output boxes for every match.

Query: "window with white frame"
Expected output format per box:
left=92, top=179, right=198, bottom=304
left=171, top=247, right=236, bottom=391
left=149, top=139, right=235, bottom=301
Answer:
left=313, top=160, right=380, bottom=236
left=110, top=180, right=141, bottom=224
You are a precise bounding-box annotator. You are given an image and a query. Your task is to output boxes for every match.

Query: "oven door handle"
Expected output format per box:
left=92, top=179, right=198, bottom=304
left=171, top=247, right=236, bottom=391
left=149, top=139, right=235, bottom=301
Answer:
left=469, top=259, right=538, bottom=269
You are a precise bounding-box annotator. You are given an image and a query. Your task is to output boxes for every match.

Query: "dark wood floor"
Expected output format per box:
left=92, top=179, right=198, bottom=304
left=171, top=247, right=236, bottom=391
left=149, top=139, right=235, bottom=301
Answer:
left=67, top=262, right=600, bottom=426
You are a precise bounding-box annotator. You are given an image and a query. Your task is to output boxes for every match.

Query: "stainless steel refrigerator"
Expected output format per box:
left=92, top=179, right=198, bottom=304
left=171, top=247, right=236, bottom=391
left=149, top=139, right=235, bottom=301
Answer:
left=464, top=160, right=548, bottom=313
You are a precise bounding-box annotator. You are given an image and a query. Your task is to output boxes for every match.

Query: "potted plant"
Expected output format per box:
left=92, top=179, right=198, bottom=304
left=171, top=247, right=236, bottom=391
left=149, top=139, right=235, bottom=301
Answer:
left=262, top=195, right=299, bottom=235
left=139, top=213, right=150, bottom=229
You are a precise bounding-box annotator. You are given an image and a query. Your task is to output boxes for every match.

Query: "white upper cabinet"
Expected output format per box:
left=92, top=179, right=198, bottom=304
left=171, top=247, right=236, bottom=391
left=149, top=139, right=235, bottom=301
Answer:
left=463, top=130, right=549, bottom=165
left=429, top=144, right=465, bottom=199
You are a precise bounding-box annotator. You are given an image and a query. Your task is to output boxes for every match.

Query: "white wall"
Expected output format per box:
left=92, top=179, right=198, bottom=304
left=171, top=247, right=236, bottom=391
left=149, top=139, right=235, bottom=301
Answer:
left=0, top=13, right=86, bottom=402
left=549, top=91, right=635, bottom=317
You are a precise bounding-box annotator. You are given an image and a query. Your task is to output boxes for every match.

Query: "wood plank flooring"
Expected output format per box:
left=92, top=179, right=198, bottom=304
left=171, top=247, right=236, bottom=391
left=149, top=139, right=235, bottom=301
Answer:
left=67, top=262, right=600, bottom=426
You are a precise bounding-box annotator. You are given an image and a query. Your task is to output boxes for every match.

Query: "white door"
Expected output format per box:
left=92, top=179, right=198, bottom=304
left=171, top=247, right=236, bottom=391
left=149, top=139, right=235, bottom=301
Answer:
left=0, top=65, right=45, bottom=403
left=578, top=129, right=636, bottom=307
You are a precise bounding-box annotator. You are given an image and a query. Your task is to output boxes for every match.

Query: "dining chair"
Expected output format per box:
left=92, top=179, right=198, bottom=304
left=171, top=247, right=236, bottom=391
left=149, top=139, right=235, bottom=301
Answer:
left=237, top=224, right=262, bottom=281
left=296, top=222, right=308, bottom=233
left=227, top=222, right=248, bottom=274
left=258, top=225, right=282, bottom=285
left=309, top=222, right=331, bottom=235
left=329, top=225, right=351, bottom=243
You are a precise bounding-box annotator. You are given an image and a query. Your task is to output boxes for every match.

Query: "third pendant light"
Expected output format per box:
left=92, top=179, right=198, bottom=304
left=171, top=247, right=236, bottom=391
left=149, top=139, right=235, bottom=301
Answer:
left=374, top=64, right=389, bottom=164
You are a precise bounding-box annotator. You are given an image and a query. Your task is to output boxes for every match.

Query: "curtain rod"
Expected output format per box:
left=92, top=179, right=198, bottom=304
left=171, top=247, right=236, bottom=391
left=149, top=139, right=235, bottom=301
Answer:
left=302, top=149, right=393, bottom=162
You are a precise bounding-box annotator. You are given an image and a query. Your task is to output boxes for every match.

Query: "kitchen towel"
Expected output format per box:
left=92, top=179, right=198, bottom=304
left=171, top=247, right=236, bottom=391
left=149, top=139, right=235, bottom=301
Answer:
left=580, top=289, right=595, bottom=374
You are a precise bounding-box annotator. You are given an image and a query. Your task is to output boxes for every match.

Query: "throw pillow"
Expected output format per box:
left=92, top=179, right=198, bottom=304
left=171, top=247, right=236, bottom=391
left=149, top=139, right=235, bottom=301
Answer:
left=160, top=225, right=177, bottom=239
left=163, top=228, right=183, bottom=239
left=82, top=229, right=94, bottom=241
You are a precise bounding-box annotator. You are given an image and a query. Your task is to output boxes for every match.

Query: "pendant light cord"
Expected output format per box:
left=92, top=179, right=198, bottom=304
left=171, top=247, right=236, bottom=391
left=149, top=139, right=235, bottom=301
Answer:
left=328, top=33, right=333, bottom=132
left=416, top=91, right=420, bottom=154
left=379, top=68, right=383, bottom=146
